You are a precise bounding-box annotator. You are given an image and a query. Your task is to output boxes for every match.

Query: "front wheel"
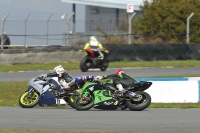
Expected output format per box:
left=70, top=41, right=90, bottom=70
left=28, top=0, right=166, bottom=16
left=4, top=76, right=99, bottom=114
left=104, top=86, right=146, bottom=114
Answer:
left=100, top=59, right=109, bottom=71
left=19, top=90, right=40, bottom=108
left=65, top=89, right=83, bottom=109
left=126, top=91, right=151, bottom=111
left=66, top=95, right=78, bottom=109
left=72, top=94, right=94, bottom=111
left=80, top=57, right=91, bottom=72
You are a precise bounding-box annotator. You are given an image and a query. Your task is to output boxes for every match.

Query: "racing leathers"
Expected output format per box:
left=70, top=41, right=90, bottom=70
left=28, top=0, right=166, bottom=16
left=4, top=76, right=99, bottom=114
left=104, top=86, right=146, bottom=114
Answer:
left=84, top=40, right=108, bottom=60
left=42, top=72, right=95, bottom=90
left=95, top=73, right=137, bottom=97
left=67, top=75, right=95, bottom=88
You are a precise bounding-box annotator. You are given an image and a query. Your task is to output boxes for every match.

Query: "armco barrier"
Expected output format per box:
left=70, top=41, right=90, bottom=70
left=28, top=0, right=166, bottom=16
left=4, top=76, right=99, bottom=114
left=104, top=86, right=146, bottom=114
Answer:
left=135, top=78, right=200, bottom=103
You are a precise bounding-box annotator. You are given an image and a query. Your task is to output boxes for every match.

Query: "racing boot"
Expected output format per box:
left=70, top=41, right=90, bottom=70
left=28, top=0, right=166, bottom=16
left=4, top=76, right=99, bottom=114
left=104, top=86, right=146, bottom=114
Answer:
left=114, top=90, right=123, bottom=97
left=54, top=90, right=59, bottom=97
left=114, top=84, right=127, bottom=104
left=116, top=84, right=136, bottom=98
left=58, top=86, right=71, bottom=95
left=120, top=105, right=128, bottom=110
left=58, top=89, right=65, bottom=95
left=118, top=101, right=128, bottom=110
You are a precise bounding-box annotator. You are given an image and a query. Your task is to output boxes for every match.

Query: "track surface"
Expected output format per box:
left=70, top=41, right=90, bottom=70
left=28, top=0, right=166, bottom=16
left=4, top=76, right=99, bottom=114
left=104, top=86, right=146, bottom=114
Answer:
left=1, top=67, right=200, bottom=132
left=1, top=67, right=200, bottom=81
left=0, top=107, right=200, bottom=133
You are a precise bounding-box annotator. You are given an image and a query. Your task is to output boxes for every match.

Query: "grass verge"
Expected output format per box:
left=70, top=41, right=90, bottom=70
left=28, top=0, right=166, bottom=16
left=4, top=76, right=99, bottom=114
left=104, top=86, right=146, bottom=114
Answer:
left=0, top=60, right=200, bottom=72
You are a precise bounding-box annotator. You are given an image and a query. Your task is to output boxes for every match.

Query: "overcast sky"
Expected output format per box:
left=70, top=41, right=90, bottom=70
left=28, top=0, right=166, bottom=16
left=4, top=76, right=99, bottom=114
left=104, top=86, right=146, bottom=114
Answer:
left=0, top=0, right=72, bottom=14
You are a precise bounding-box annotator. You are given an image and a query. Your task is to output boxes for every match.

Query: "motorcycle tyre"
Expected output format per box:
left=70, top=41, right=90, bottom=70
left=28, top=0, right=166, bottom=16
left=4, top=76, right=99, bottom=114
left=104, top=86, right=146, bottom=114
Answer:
left=100, top=59, right=109, bottom=71
left=126, top=91, right=151, bottom=111
left=72, top=95, right=94, bottom=111
left=19, top=91, right=40, bottom=108
left=65, top=97, right=76, bottom=108
left=65, top=89, right=83, bottom=108
left=80, top=56, right=89, bottom=72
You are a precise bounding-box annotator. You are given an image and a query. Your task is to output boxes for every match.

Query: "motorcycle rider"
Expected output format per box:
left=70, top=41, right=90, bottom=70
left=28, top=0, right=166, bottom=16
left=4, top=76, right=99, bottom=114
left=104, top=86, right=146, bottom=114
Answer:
left=39, top=65, right=95, bottom=94
left=94, top=69, right=137, bottom=98
left=83, top=36, right=109, bottom=60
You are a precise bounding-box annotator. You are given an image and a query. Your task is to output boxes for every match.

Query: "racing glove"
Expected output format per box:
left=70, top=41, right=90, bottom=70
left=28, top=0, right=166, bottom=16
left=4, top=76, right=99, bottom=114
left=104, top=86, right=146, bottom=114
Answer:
left=104, top=49, right=109, bottom=53
left=60, top=79, right=70, bottom=90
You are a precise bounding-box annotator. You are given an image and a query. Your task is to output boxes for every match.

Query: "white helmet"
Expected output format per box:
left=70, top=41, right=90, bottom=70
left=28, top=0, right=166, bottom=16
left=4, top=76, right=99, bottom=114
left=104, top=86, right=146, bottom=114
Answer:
left=54, top=65, right=65, bottom=74
left=90, top=36, right=97, bottom=41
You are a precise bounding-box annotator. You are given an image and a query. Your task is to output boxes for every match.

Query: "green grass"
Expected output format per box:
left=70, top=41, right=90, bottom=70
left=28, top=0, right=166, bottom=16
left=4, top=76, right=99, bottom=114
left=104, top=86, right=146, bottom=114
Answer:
left=0, top=81, right=200, bottom=108
left=0, top=60, right=200, bottom=72
left=110, top=60, right=200, bottom=68
left=0, top=81, right=27, bottom=106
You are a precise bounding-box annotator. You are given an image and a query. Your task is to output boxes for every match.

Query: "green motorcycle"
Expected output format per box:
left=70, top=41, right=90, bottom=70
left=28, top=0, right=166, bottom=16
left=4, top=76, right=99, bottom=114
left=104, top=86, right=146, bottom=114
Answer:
left=70, top=79, right=152, bottom=111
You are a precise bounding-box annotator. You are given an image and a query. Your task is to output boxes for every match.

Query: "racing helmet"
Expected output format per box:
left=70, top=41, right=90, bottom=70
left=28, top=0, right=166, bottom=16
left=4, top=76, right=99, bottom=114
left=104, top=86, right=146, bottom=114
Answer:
left=115, top=69, right=124, bottom=75
left=54, top=65, right=65, bottom=74
left=90, top=36, right=97, bottom=41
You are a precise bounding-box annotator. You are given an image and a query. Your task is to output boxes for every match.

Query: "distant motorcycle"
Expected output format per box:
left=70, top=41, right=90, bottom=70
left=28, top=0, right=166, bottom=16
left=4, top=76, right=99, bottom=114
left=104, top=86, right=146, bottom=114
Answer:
left=79, top=47, right=110, bottom=72
left=18, top=74, right=80, bottom=108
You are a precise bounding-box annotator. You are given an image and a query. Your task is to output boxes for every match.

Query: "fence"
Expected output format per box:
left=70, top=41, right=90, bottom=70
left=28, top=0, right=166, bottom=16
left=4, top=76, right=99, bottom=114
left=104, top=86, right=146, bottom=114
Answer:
left=0, top=13, right=197, bottom=48
left=0, top=13, right=127, bottom=47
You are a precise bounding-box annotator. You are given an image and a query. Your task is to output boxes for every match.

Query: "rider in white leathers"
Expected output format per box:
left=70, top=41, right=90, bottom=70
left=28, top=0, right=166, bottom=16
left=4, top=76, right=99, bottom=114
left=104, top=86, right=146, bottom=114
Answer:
left=40, top=65, right=95, bottom=90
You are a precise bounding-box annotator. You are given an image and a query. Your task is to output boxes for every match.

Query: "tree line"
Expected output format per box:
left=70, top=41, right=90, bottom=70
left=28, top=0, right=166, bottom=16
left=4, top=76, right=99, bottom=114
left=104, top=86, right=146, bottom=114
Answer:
left=98, top=0, right=200, bottom=44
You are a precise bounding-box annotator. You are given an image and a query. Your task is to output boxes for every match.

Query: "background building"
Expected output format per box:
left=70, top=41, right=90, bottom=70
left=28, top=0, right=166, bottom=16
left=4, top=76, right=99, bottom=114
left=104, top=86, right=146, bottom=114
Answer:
left=62, top=0, right=144, bottom=43
left=0, top=0, right=145, bottom=46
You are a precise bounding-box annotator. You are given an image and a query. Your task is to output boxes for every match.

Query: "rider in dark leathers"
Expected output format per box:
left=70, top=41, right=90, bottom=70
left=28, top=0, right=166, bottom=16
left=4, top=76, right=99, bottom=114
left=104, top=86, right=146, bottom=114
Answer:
left=94, top=69, right=137, bottom=97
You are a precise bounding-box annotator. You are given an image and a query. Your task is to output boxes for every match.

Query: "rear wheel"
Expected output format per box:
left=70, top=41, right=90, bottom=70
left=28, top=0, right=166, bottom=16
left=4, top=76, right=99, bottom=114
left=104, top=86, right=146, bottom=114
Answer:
left=126, top=91, right=151, bottom=111
left=19, top=90, right=40, bottom=108
left=80, top=57, right=91, bottom=72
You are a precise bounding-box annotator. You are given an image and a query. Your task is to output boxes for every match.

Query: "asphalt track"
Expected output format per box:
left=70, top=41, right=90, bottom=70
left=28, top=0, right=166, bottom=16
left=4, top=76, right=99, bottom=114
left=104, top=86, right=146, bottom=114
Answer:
left=1, top=67, right=200, bottom=132
left=0, top=107, right=200, bottom=133
left=1, top=67, right=200, bottom=81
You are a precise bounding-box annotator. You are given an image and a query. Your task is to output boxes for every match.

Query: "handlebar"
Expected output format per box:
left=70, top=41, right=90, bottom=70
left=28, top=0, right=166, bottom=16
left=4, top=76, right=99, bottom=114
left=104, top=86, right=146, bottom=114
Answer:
left=92, top=80, right=108, bottom=89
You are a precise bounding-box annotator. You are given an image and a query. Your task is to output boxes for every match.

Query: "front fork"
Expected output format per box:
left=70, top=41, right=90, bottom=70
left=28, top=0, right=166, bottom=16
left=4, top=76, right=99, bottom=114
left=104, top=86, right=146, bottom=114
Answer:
left=28, top=88, right=35, bottom=97
left=26, top=88, right=40, bottom=100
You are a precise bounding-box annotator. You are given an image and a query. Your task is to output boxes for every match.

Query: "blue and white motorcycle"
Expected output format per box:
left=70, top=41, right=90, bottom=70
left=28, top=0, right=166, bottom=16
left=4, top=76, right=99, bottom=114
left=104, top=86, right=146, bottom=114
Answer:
left=19, top=74, right=80, bottom=108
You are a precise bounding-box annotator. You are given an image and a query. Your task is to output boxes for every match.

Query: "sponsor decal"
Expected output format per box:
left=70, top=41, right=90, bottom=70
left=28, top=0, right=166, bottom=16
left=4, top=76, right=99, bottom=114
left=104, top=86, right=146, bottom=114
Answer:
left=89, top=86, right=94, bottom=91
left=114, top=101, right=119, bottom=105
left=104, top=101, right=113, bottom=105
